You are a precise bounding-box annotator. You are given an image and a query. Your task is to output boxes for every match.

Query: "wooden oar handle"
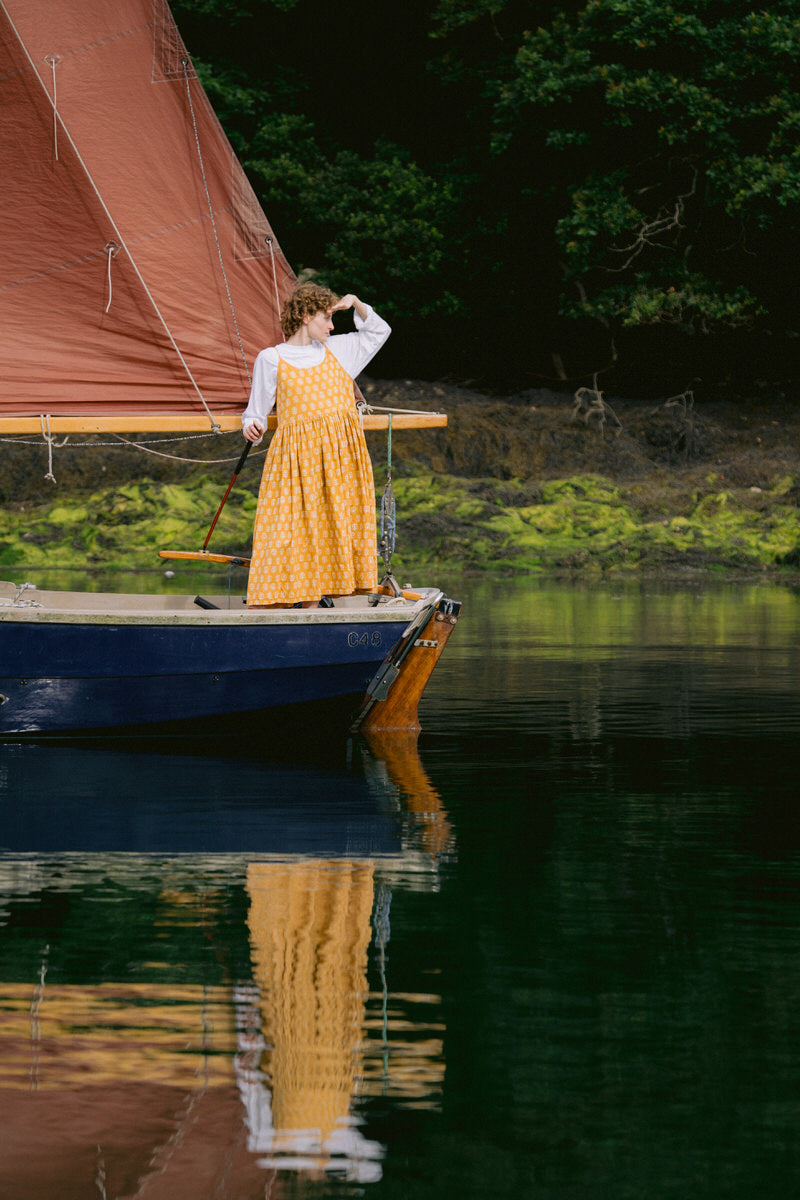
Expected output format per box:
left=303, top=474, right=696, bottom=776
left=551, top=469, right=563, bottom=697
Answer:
left=158, top=549, right=251, bottom=566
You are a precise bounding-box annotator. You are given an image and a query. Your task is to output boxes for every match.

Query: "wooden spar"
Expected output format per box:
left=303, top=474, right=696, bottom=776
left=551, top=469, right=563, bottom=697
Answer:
left=0, top=412, right=446, bottom=434
left=352, top=596, right=462, bottom=733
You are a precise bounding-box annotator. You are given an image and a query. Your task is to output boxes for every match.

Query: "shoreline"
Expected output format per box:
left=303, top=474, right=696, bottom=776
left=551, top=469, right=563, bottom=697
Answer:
left=2, top=380, right=798, bottom=583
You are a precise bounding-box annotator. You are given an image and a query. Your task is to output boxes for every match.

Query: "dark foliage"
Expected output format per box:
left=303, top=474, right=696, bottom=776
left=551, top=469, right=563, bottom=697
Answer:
left=172, top=0, right=800, bottom=396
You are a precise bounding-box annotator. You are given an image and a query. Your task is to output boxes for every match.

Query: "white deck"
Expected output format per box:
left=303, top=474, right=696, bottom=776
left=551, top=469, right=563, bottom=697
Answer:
left=0, top=580, right=441, bottom=627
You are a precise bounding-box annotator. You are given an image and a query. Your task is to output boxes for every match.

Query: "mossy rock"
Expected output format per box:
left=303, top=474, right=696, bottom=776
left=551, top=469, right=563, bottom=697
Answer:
left=3, top=462, right=800, bottom=578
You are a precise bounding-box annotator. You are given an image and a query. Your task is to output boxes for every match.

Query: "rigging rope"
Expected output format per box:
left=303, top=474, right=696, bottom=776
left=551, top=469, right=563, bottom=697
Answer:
left=358, top=400, right=445, bottom=418
left=265, top=236, right=283, bottom=324
left=182, top=59, right=251, bottom=385
left=110, top=432, right=266, bottom=464
left=1, top=428, right=258, bottom=478
left=2, top=402, right=441, bottom=477
left=1, top=430, right=235, bottom=450
left=28, top=943, right=49, bottom=1092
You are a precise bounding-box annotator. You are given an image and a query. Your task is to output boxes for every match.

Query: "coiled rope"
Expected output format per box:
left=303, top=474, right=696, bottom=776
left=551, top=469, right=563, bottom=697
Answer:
left=372, top=881, right=392, bottom=1085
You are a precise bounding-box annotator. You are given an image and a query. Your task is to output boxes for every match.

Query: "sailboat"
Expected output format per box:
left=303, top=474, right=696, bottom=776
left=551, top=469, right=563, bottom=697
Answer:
left=0, top=0, right=460, bottom=735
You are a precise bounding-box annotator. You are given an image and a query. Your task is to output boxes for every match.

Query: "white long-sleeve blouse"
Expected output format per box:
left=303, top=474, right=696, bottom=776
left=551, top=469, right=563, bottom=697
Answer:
left=241, top=304, right=391, bottom=434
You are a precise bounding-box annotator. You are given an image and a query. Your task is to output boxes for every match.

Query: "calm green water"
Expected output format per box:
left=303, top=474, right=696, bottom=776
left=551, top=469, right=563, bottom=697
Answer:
left=1, top=576, right=799, bottom=1200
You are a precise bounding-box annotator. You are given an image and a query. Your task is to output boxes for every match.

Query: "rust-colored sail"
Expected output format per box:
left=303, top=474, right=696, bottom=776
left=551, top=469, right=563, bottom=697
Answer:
left=0, top=0, right=295, bottom=427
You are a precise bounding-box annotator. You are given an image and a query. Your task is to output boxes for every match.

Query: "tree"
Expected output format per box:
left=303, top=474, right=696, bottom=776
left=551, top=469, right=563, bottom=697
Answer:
left=435, top=0, right=800, bottom=385
left=173, top=0, right=800, bottom=389
left=176, top=0, right=471, bottom=328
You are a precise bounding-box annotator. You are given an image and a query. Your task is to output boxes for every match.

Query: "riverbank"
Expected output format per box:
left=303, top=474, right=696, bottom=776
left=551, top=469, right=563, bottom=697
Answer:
left=1, top=382, right=799, bottom=579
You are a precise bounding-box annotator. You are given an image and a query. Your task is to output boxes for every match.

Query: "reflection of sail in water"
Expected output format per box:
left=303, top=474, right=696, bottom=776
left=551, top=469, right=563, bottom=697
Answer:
left=241, top=860, right=384, bottom=1181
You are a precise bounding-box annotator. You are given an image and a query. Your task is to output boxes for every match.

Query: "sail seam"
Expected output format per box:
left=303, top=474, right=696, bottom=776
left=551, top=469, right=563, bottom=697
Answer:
left=2, top=24, right=150, bottom=76
left=231, top=160, right=274, bottom=262
left=0, top=0, right=221, bottom=432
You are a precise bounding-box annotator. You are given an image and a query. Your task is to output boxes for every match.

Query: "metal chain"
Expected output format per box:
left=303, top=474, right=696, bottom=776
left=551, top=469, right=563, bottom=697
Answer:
left=379, top=413, right=396, bottom=567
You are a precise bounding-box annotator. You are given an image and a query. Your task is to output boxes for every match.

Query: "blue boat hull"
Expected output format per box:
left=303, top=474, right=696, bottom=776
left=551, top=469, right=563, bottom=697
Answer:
left=0, top=611, right=410, bottom=734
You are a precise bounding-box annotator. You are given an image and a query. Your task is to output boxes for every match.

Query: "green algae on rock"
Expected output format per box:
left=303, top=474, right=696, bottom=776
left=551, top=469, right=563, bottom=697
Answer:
left=1, top=469, right=798, bottom=578
left=0, top=480, right=256, bottom=570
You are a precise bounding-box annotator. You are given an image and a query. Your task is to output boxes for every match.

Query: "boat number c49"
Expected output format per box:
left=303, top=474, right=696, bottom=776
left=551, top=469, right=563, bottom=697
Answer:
left=348, top=631, right=383, bottom=648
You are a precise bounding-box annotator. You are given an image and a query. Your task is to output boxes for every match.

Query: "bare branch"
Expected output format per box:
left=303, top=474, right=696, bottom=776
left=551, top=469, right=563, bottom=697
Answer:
left=606, top=168, right=698, bottom=273
left=652, top=388, right=698, bottom=457
left=571, top=373, right=622, bottom=438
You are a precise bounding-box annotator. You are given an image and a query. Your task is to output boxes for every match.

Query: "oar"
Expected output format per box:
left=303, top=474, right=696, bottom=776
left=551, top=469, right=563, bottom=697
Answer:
left=203, top=439, right=252, bottom=551
left=158, top=438, right=253, bottom=565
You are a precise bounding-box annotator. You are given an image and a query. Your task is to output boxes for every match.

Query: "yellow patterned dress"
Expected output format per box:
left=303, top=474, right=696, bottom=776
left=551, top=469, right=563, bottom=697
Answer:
left=246, top=348, right=378, bottom=606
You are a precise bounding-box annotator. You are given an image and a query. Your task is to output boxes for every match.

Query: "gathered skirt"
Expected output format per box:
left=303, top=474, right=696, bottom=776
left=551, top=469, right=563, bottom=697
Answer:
left=246, top=407, right=378, bottom=606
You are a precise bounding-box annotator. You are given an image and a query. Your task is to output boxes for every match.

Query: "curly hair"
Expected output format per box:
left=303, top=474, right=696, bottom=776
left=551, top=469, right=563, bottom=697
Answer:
left=280, top=283, right=340, bottom=338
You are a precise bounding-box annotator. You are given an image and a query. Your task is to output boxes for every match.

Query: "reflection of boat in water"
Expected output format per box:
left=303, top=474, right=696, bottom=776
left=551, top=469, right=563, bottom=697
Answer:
left=0, top=731, right=451, bottom=1190
left=0, top=730, right=454, bottom=862
left=0, top=0, right=460, bottom=736
left=362, top=728, right=454, bottom=860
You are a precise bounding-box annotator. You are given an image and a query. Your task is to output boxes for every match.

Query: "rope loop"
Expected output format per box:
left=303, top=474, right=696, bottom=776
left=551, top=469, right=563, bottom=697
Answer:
left=39, top=414, right=57, bottom=483
left=44, top=53, right=61, bottom=160
left=104, top=241, right=120, bottom=313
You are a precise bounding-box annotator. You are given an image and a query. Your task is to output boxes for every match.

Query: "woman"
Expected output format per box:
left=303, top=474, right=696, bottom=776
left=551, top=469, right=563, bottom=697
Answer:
left=242, top=283, right=391, bottom=608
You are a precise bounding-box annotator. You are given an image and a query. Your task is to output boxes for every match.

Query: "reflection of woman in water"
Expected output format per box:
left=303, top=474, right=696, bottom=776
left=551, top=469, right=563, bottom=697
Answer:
left=242, top=283, right=391, bottom=609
